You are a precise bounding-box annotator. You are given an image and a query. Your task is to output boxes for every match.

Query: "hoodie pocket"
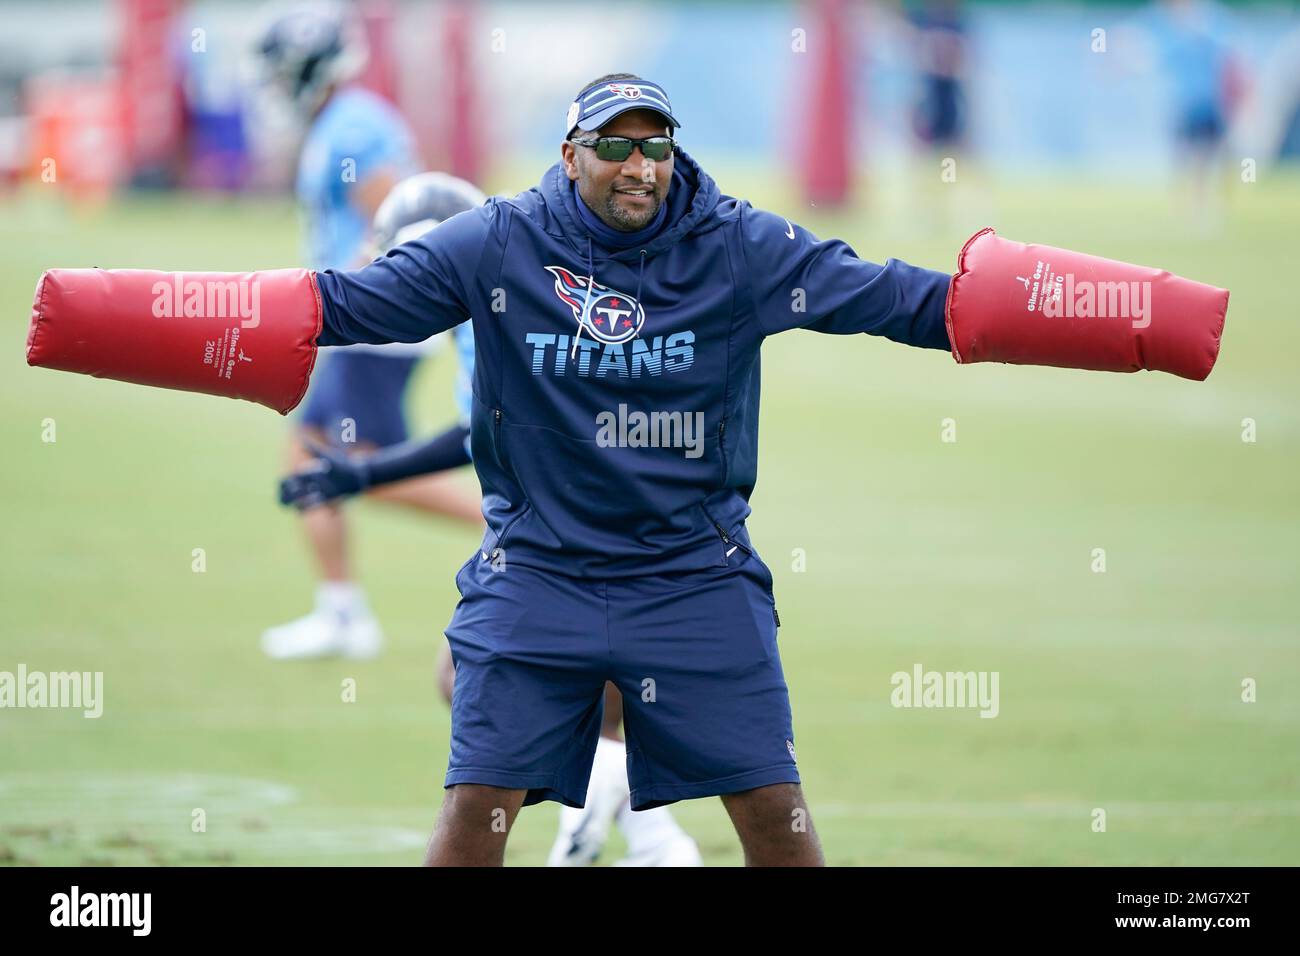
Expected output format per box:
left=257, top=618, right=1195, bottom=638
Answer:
left=486, top=502, right=531, bottom=569
left=493, top=407, right=511, bottom=473
left=705, top=513, right=779, bottom=628
left=717, top=416, right=730, bottom=485
left=714, top=520, right=752, bottom=561
left=699, top=502, right=754, bottom=565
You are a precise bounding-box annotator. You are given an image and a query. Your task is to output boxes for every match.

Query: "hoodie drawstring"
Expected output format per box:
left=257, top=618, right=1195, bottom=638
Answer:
left=570, top=237, right=596, bottom=361
left=569, top=241, right=649, bottom=361
left=635, top=249, right=646, bottom=308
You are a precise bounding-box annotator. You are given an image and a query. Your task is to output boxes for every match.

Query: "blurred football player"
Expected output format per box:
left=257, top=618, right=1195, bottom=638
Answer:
left=252, top=4, right=480, bottom=660
left=900, top=0, right=972, bottom=234
left=1119, top=0, right=1245, bottom=232
left=909, top=0, right=968, bottom=158
left=1150, top=0, right=1244, bottom=231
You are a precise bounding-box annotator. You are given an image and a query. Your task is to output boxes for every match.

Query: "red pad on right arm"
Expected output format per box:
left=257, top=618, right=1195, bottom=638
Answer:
left=26, top=268, right=321, bottom=414
left=945, top=228, right=1228, bottom=381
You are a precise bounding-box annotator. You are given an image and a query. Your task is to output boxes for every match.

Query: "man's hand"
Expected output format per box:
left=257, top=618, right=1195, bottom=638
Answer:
left=279, top=425, right=474, bottom=510
left=278, top=440, right=371, bottom=511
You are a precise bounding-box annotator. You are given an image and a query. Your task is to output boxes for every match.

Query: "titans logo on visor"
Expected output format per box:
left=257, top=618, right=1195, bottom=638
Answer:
left=545, top=265, right=646, bottom=345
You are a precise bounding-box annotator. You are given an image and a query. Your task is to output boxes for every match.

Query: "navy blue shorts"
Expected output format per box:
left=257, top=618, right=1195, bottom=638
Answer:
left=443, top=544, right=799, bottom=811
left=298, top=350, right=420, bottom=448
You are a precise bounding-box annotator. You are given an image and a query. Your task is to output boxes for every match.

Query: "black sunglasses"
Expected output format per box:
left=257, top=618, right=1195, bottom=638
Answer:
left=568, top=135, right=676, bottom=163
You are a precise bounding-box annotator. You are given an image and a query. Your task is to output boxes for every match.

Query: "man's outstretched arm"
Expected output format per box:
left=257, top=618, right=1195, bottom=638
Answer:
left=315, top=202, right=494, bottom=347
left=741, top=206, right=952, bottom=348
left=26, top=203, right=497, bottom=412
left=742, top=207, right=1227, bottom=381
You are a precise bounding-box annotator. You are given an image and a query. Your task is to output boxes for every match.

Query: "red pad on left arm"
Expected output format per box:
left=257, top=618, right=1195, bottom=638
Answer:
left=26, top=268, right=321, bottom=414
left=945, top=228, right=1228, bottom=381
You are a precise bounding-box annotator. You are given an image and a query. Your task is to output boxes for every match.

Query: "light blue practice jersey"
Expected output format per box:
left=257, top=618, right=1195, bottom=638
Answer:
left=296, top=86, right=417, bottom=270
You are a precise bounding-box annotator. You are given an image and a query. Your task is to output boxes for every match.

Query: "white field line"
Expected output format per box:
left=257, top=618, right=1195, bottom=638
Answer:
left=0, top=772, right=427, bottom=857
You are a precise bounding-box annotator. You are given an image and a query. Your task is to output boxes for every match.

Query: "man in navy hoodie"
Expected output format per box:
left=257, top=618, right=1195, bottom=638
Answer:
left=310, top=73, right=952, bottom=866
left=28, top=69, right=1228, bottom=864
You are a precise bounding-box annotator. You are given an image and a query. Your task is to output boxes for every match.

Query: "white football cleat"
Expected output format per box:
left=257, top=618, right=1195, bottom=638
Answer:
left=546, top=736, right=630, bottom=866
left=260, top=609, right=383, bottom=660
left=338, top=614, right=382, bottom=659
left=546, top=801, right=618, bottom=867
left=614, top=830, right=704, bottom=867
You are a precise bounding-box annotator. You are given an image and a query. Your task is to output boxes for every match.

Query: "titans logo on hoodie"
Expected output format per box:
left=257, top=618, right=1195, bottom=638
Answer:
left=314, top=150, right=953, bottom=576
left=546, top=265, right=645, bottom=345
left=528, top=264, right=694, bottom=379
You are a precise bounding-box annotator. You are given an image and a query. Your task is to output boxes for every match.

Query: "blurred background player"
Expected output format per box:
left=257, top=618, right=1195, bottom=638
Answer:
left=277, top=169, right=701, bottom=866
left=252, top=3, right=481, bottom=660
left=1126, top=0, right=1245, bottom=233
left=909, top=1, right=967, bottom=166
left=900, top=0, right=970, bottom=234
left=279, top=169, right=482, bottom=674
left=1153, top=0, right=1244, bottom=232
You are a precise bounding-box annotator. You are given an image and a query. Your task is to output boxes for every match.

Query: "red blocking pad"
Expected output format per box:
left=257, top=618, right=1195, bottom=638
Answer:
left=27, top=268, right=322, bottom=414
left=945, top=228, right=1228, bottom=381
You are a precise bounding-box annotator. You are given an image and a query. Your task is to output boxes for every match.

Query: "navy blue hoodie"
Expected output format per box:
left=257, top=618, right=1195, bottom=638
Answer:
left=315, top=150, right=952, bottom=577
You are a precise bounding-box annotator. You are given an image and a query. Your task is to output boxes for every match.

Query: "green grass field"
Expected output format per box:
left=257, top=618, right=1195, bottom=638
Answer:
left=1, top=166, right=1297, bottom=866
